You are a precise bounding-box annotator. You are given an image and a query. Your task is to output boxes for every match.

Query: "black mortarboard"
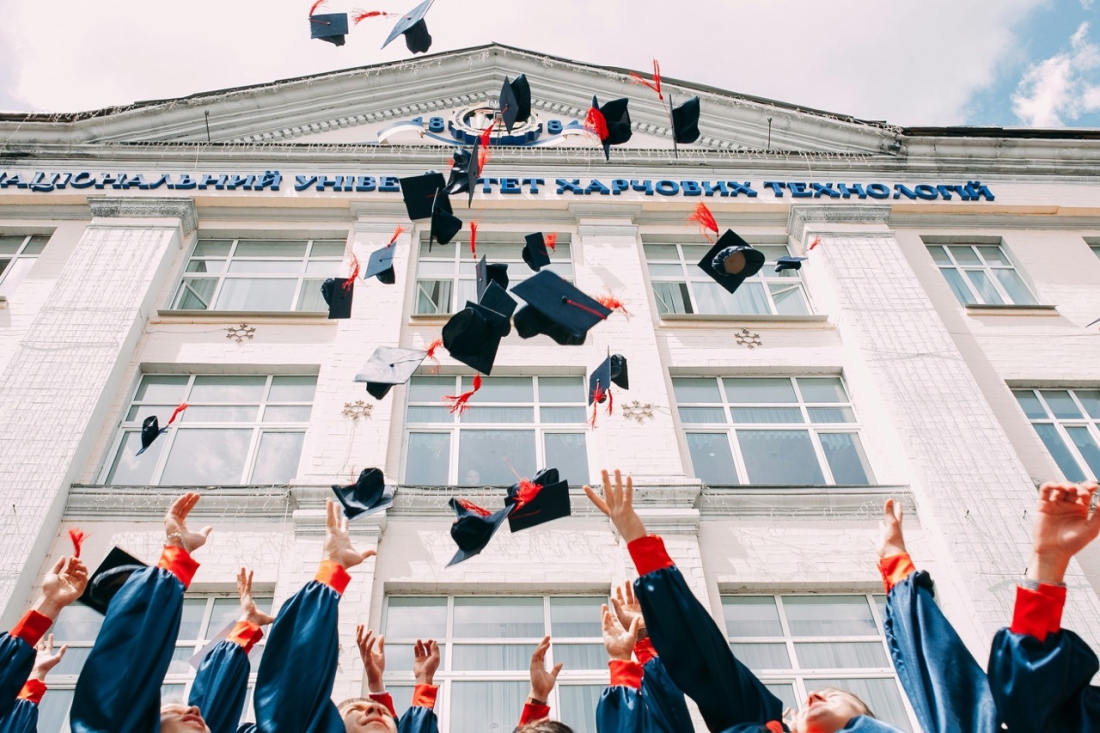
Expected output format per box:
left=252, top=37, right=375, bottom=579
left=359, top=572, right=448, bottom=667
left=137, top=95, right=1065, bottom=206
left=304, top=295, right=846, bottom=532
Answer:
left=498, top=75, right=532, bottom=133
left=511, top=271, right=611, bottom=346
left=445, top=147, right=478, bottom=206
left=505, top=468, right=571, bottom=532
left=354, top=346, right=428, bottom=400
left=400, top=173, right=451, bottom=221
left=588, top=354, right=629, bottom=405
left=476, top=256, right=510, bottom=300
left=79, top=547, right=147, bottom=615
left=591, top=96, right=632, bottom=161
left=697, top=230, right=766, bottom=295
left=364, top=246, right=396, bottom=284
left=382, top=0, right=434, bottom=54
left=138, top=416, right=164, bottom=455
left=430, top=192, right=463, bottom=249
left=671, top=96, right=701, bottom=144
left=321, top=278, right=354, bottom=319
left=447, top=498, right=514, bottom=567
left=522, top=233, right=552, bottom=272
left=477, top=282, right=517, bottom=338
left=310, top=12, right=349, bottom=46
left=332, top=468, right=393, bottom=519
left=775, top=256, right=807, bottom=273
left=442, top=305, right=506, bottom=375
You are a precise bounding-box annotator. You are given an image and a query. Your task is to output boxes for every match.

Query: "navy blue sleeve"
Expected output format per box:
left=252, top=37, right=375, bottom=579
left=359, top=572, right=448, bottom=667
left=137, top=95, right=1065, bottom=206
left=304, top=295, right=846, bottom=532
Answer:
left=0, top=636, right=36, bottom=721
left=0, top=699, right=39, bottom=733
left=397, top=705, right=439, bottom=733
left=596, top=684, right=644, bottom=733
left=70, top=565, right=186, bottom=733
left=189, top=640, right=251, bottom=733
left=639, top=656, right=693, bottom=733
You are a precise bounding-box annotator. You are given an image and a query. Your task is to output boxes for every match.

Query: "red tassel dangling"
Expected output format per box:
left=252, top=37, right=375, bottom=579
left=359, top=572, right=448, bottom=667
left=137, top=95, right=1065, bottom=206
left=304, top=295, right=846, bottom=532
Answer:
left=596, top=293, right=631, bottom=320
left=687, top=202, right=719, bottom=242
left=513, top=480, right=541, bottom=510
left=424, top=338, right=443, bottom=374
left=308, top=0, right=327, bottom=15
left=444, top=374, right=482, bottom=415
left=629, top=59, right=663, bottom=100
left=167, top=403, right=189, bottom=426
left=68, top=528, right=87, bottom=558
left=544, top=233, right=557, bottom=251
left=477, top=122, right=494, bottom=174
left=343, top=250, right=360, bottom=289
left=808, top=236, right=821, bottom=251
left=584, top=106, right=609, bottom=141
left=353, top=9, right=392, bottom=23
left=469, top=221, right=478, bottom=259
left=458, top=499, right=492, bottom=517
left=606, top=388, right=614, bottom=417
left=388, top=225, right=405, bottom=247
left=589, top=383, right=605, bottom=428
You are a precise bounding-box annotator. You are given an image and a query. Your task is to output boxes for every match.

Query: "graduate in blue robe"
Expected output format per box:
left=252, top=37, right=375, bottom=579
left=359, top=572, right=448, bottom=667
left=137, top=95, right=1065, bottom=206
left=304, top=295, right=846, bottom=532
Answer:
left=0, top=631, right=75, bottom=733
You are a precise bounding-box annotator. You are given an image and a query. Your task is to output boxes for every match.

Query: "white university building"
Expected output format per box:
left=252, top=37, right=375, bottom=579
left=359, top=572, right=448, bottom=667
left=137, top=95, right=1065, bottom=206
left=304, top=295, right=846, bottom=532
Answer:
left=1, top=44, right=1099, bottom=732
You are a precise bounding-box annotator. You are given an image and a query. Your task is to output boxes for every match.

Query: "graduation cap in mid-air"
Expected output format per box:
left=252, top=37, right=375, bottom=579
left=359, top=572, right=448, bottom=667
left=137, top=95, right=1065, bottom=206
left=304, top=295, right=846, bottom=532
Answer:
left=670, top=95, right=701, bottom=145
left=505, top=468, right=571, bottom=532
left=309, top=11, right=349, bottom=46
left=585, top=96, right=632, bottom=162
left=498, top=75, right=532, bottom=133
left=321, top=278, right=354, bottom=319
left=355, top=346, right=429, bottom=400
left=445, top=148, right=478, bottom=203
left=401, top=172, right=450, bottom=221
left=775, top=256, right=807, bottom=273
left=588, top=354, right=629, bottom=427
left=332, top=468, right=394, bottom=519
left=382, top=0, right=435, bottom=54
left=364, top=246, right=397, bottom=284
left=137, top=404, right=188, bottom=456
left=79, top=547, right=147, bottom=615
left=476, top=256, right=510, bottom=300
left=447, top=498, right=514, bottom=567
left=522, top=233, right=554, bottom=272
left=442, top=303, right=508, bottom=375
left=697, top=231, right=766, bottom=295
left=512, top=271, right=611, bottom=346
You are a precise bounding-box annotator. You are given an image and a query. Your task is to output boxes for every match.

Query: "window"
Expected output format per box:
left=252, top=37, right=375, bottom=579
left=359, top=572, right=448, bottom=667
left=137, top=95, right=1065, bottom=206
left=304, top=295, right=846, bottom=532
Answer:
left=674, top=376, right=873, bottom=486
left=1091, top=244, right=1100, bottom=262
left=722, top=593, right=914, bottom=732
left=171, top=238, right=346, bottom=312
left=105, top=374, right=315, bottom=486
left=1014, top=388, right=1100, bottom=481
left=38, top=591, right=273, bottom=733
left=926, top=243, right=1037, bottom=306
left=414, top=235, right=573, bottom=315
left=382, top=595, right=606, bottom=733
left=0, top=234, right=48, bottom=297
left=404, top=375, right=589, bottom=487
left=644, top=241, right=809, bottom=317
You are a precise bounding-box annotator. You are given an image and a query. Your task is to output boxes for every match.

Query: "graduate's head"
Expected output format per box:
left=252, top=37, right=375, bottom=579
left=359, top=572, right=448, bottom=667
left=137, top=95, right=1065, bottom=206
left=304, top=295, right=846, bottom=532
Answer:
left=339, top=698, right=398, bottom=733
left=160, top=703, right=210, bottom=733
left=789, top=687, right=874, bottom=733
left=517, top=722, right=574, bottom=733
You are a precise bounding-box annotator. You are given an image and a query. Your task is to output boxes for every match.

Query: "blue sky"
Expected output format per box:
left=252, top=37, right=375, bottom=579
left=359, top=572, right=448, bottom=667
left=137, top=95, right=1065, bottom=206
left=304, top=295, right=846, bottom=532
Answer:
left=0, top=0, right=1096, bottom=129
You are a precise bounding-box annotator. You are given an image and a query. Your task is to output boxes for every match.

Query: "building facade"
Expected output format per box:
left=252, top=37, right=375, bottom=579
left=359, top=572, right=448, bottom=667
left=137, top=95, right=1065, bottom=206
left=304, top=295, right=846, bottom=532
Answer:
left=1, top=44, right=1099, bottom=732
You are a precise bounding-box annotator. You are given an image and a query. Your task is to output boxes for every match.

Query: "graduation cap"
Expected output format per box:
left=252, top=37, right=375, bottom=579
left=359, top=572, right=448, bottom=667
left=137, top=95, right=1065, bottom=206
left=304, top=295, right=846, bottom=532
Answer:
left=442, top=305, right=506, bottom=375
left=498, top=75, right=532, bottom=133
left=586, top=96, right=632, bottom=162
left=310, top=12, right=349, bottom=46
left=364, top=246, right=396, bottom=284
left=696, top=231, right=766, bottom=295
left=775, top=256, right=807, bottom=273
left=445, top=147, right=478, bottom=205
left=355, top=346, right=428, bottom=400
left=382, top=0, right=434, bottom=54
left=588, top=354, right=629, bottom=427
left=430, top=190, right=463, bottom=250
left=476, top=256, right=510, bottom=300
left=671, top=96, right=701, bottom=145
left=512, top=271, right=611, bottom=346
left=137, top=404, right=188, bottom=456
left=79, top=547, right=147, bottom=615
left=400, top=173, right=451, bottom=221
left=332, top=468, right=394, bottom=519
left=321, top=278, right=354, bottom=319
left=522, top=233, right=553, bottom=272
left=447, top=498, right=514, bottom=567
left=505, top=468, right=571, bottom=532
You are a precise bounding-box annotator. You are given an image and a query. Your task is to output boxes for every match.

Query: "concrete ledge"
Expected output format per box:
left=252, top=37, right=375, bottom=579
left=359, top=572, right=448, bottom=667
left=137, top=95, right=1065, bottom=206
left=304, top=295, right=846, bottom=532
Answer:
left=660, top=313, right=831, bottom=326
left=964, top=304, right=1059, bottom=316
left=698, top=485, right=914, bottom=518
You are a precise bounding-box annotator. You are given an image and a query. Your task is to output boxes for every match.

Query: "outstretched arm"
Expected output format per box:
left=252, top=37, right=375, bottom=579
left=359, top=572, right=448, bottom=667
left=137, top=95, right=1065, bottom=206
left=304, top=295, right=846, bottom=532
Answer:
left=0, top=636, right=70, bottom=733
left=517, top=636, right=561, bottom=728
left=595, top=603, right=644, bottom=733
left=397, top=638, right=441, bottom=733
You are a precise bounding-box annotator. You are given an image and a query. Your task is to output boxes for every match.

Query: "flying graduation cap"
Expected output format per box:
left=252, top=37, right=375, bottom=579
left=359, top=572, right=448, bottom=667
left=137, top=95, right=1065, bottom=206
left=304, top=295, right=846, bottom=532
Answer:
left=476, top=256, right=510, bottom=300
left=382, top=0, right=435, bottom=53
left=137, top=403, right=188, bottom=456
left=445, top=148, right=477, bottom=201
left=79, top=547, right=147, bottom=615
left=331, top=468, right=394, bottom=519
left=498, top=75, right=532, bottom=133
left=364, top=246, right=396, bottom=284
left=442, top=301, right=509, bottom=376
left=588, top=354, right=629, bottom=427
left=512, top=271, right=611, bottom=346
left=522, top=233, right=555, bottom=272
left=309, top=0, right=350, bottom=46
left=447, top=498, right=514, bottom=567
left=355, top=346, right=429, bottom=400
left=698, top=231, right=766, bottom=295
left=321, top=278, right=354, bottom=318
left=585, top=96, right=632, bottom=162
left=671, top=96, right=701, bottom=145
left=775, top=256, right=807, bottom=273
left=400, top=173, right=463, bottom=249
left=505, top=468, right=571, bottom=532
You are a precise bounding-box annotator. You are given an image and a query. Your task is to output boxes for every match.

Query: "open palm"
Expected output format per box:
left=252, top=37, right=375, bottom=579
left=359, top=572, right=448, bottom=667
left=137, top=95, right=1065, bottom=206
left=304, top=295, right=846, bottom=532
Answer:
left=1033, top=482, right=1100, bottom=560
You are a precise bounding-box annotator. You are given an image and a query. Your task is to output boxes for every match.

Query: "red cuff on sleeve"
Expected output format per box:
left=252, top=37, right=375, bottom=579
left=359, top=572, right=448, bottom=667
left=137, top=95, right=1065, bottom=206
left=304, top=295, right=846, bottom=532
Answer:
left=369, top=692, right=396, bottom=718
left=17, top=679, right=46, bottom=705
left=519, top=701, right=551, bottom=726
left=609, top=659, right=643, bottom=690
left=1011, top=583, right=1067, bottom=643
left=627, top=535, right=674, bottom=577
left=10, top=610, right=52, bottom=646
left=634, top=636, right=656, bottom=666
left=227, top=621, right=264, bottom=654
left=878, top=552, right=917, bottom=594
left=411, top=684, right=438, bottom=710
left=314, top=561, right=351, bottom=596
left=157, top=545, right=200, bottom=589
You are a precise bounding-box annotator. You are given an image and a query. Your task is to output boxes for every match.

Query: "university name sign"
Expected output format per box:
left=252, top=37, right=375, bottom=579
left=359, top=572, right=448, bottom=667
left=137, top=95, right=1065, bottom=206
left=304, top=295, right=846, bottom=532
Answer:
left=0, top=170, right=996, bottom=201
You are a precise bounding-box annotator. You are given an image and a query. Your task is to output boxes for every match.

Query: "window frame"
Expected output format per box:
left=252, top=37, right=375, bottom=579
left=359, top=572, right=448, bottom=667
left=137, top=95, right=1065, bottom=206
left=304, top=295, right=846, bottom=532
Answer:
left=1013, top=387, right=1100, bottom=482
left=926, top=242, right=1038, bottom=306
left=0, top=233, right=49, bottom=296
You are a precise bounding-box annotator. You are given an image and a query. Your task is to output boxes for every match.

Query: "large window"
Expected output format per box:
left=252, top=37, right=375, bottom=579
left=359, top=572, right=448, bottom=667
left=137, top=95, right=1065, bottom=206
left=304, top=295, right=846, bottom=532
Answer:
left=926, top=243, right=1037, bottom=306
left=674, top=376, right=873, bottom=486
left=37, top=591, right=273, bottom=733
left=1014, top=388, right=1100, bottom=481
left=644, top=241, right=809, bottom=317
left=105, top=374, right=315, bottom=486
left=414, top=235, right=573, bottom=315
left=722, top=593, right=913, bottom=732
left=382, top=595, right=606, bottom=733
left=0, top=234, right=49, bottom=297
left=171, top=238, right=346, bottom=312
left=404, top=376, right=590, bottom=487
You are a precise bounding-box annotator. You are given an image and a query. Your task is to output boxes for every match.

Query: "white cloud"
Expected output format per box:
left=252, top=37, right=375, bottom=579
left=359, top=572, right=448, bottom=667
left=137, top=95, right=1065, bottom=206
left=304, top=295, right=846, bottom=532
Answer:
left=0, top=0, right=1044, bottom=126
left=1013, top=21, right=1100, bottom=126
left=1082, top=0, right=1094, bottom=9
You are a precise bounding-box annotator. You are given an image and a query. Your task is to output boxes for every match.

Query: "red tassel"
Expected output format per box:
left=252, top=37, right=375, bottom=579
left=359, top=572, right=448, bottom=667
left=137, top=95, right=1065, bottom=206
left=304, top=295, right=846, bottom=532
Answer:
left=544, top=232, right=557, bottom=251
left=308, top=0, right=327, bottom=15
left=444, top=374, right=482, bottom=415
left=629, top=60, right=663, bottom=100
left=458, top=499, right=492, bottom=518
left=596, top=293, right=631, bottom=320
left=479, top=121, right=494, bottom=149
left=476, top=122, right=494, bottom=175
left=353, top=10, right=392, bottom=23
left=584, top=106, right=609, bottom=141
left=589, top=383, right=605, bottom=428
left=514, top=480, right=541, bottom=509
left=68, top=528, right=86, bottom=558
left=589, top=401, right=599, bottom=429
left=167, top=403, right=189, bottom=426
left=563, top=298, right=609, bottom=320
left=469, top=221, right=478, bottom=259
left=425, top=338, right=443, bottom=361
left=687, top=202, right=719, bottom=241
left=808, top=236, right=821, bottom=251
left=607, top=388, right=614, bottom=416
left=388, top=225, right=405, bottom=247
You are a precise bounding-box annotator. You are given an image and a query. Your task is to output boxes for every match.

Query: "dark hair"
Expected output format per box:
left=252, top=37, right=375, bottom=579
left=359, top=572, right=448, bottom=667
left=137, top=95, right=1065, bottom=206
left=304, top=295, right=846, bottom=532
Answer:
left=517, top=722, right=575, bottom=733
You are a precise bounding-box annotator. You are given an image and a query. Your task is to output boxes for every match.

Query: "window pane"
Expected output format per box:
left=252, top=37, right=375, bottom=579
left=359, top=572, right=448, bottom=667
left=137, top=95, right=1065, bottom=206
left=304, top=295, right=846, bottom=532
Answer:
left=693, top=282, right=742, bottom=315
left=550, top=597, right=604, bottom=636
left=415, top=280, right=452, bottom=314
left=541, top=407, right=587, bottom=423
left=449, top=681, right=527, bottom=733
left=678, top=407, right=727, bottom=424
left=107, top=432, right=161, bottom=485
left=544, top=433, right=589, bottom=487
left=194, top=240, right=232, bottom=257
left=737, top=430, right=825, bottom=485
left=976, top=245, right=1010, bottom=265
left=539, top=377, right=585, bottom=403
left=940, top=268, right=976, bottom=305
left=182, top=405, right=258, bottom=422
left=404, top=433, right=450, bottom=485
left=52, top=646, right=92, bottom=675
left=948, top=246, right=980, bottom=265
left=731, top=642, right=791, bottom=670
left=795, top=642, right=888, bottom=669
left=770, top=283, right=810, bottom=315
left=727, top=282, right=771, bottom=315
left=1041, top=390, right=1083, bottom=419
left=1033, top=424, right=1086, bottom=482
left=686, top=433, right=738, bottom=485
left=965, top=269, right=1004, bottom=305
left=297, top=279, right=328, bottom=312
left=38, top=689, right=73, bottom=733
left=723, top=597, right=783, bottom=637
left=209, top=597, right=261, bottom=638
left=1014, top=390, right=1047, bottom=419
left=1065, top=427, right=1100, bottom=477
left=458, top=430, right=535, bottom=485
left=672, top=378, right=722, bottom=403
left=174, top=278, right=217, bottom=310
left=926, top=245, right=950, bottom=264
left=160, top=429, right=252, bottom=485
left=235, top=241, right=308, bottom=257
left=799, top=377, right=848, bottom=403
left=269, top=375, right=317, bottom=402
left=807, top=407, right=856, bottom=423
left=190, top=376, right=266, bottom=403
left=263, top=405, right=312, bottom=422
left=460, top=407, right=534, bottom=423
left=559, top=685, right=602, bottom=733
left=304, top=260, right=340, bottom=276
left=992, top=268, right=1037, bottom=305
left=135, top=375, right=189, bottom=403
left=53, top=605, right=104, bottom=641
left=652, top=282, right=692, bottom=314
left=384, top=644, right=446, bottom=673
left=251, top=432, right=304, bottom=483
left=764, top=684, right=797, bottom=716
left=310, top=241, right=347, bottom=257
left=178, top=598, right=209, bottom=639
left=783, top=596, right=877, bottom=636
left=820, top=433, right=872, bottom=485
left=215, top=278, right=297, bottom=311
left=649, top=263, right=685, bottom=278
left=409, top=377, right=455, bottom=402
left=453, top=597, right=543, bottom=638
left=407, top=406, right=453, bottom=423
left=810, top=679, right=912, bottom=733
left=466, top=377, right=533, bottom=403
left=731, top=407, right=804, bottom=423
left=226, top=260, right=303, bottom=274
left=385, top=598, right=448, bottom=639
left=167, top=646, right=195, bottom=675
left=451, top=644, right=536, bottom=670
left=643, top=244, right=680, bottom=261
left=725, top=378, right=797, bottom=403
left=1076, top=390, right=1100, bottom=419
left=0, top=236, right=25, bottom=254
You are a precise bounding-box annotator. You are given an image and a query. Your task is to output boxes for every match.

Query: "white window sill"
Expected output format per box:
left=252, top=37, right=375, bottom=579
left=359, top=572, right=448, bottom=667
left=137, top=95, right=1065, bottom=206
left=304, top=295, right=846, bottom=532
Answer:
left=154, top=309, right=331, bottom=323
left=964, top=304, right=1059, bottom=316
left=699, top=484, right=913, bottom=517
left=659, top=313, right=831, bottom=326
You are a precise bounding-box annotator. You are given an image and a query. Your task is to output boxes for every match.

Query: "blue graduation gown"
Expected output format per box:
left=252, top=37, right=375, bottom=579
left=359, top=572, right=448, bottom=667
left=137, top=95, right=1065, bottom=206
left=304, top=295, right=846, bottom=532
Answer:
left=595, top=656, right=693, bottom=733
left=0, top=621, right=43, bottom=720
left=189, top=638, right=253, bottom=733
left=0, top=699, right=38, bottom=733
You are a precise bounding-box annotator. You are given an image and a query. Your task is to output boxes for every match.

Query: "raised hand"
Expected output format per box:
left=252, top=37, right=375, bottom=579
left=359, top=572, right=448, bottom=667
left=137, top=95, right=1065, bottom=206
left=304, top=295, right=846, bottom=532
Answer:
left=877, top=498, right=908, bottom=559
left=611, top=582, right=646, bottom=638
left=602, top=603, right=639, bottom=662
left=528, top=635, right=562, bottom=704
left=323, top=499, right=377, bottom=569
left=356, top=625, right=386, bottom=693
left=29, top=634, right=67, bottom=682
left=413, top=638, right=440, bottom=686
left=237, top=568, right=275, bottom=626
left=584, top=469, right=647, bottom=543
left=1028, top=481, right=1100, bottom=584
left=164, top=493, right=212, bottom=553
left=37, top=556, right=88, bottom=620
